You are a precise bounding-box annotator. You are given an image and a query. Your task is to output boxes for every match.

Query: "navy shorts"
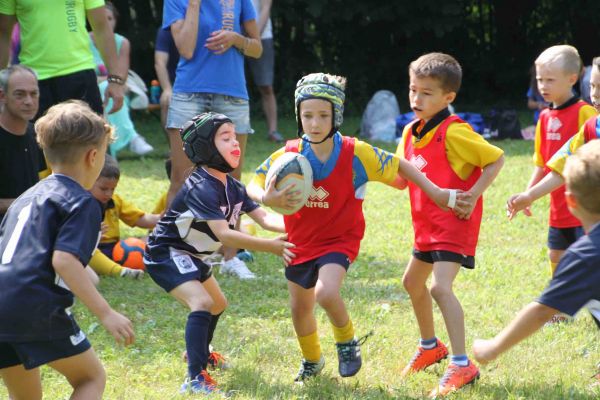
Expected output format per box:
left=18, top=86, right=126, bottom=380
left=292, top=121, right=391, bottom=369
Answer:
left=547, top=226, right=584, bottom=250
left=0, top=332, right=91, bottom=370
left=145, top=249, right=213, bottom=293
left=413, top=249, right=475, bottom=269
left=285, top=252, right=351, bottom=289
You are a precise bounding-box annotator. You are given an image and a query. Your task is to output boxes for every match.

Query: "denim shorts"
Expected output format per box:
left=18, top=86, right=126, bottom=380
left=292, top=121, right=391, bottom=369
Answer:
left=166, top=92, right=253, bottom=134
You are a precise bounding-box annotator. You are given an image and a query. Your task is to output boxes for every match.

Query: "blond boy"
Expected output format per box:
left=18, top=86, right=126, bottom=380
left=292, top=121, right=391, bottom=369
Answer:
left=0, top=101, right=133, bottom=399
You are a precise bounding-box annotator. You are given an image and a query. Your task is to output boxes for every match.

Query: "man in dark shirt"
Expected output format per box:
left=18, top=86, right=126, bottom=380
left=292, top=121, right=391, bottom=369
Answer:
left=0, top=65, right=44, bottom=221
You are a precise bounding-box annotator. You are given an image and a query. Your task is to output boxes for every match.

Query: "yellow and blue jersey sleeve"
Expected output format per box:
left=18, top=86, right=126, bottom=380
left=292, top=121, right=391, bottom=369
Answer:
left=249, top=146, right=287, bottom=189
left=352, top=139, right=400, bottom=188
left=445, top=123, right=504, bottom=180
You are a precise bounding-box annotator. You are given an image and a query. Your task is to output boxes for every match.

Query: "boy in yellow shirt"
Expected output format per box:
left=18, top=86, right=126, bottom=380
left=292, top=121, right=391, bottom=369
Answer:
left=88, top=155, right=160, bottom=279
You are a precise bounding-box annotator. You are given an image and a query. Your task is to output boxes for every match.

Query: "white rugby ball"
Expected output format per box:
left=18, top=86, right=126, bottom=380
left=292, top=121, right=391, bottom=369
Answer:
left=265, top=152, right=313, bottom=215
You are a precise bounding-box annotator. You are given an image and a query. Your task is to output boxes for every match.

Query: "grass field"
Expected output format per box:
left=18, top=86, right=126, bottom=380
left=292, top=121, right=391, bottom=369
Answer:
left=2, top=113, right=598, bottom=399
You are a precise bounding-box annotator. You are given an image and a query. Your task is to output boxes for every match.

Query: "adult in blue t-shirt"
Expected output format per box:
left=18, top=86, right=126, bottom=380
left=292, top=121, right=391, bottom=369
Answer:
left=162, top=0, right=263, bottom=273
left=162, top=0, right=262, bottom=196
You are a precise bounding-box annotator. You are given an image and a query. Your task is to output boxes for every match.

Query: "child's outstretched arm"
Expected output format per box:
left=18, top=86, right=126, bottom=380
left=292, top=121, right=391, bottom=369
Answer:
left=472, top=302, right=557, bottom=364
left=454, top=155, right=505, bottom=220
left=506, top=171, right=564, bottom=220
left=207, top=219, right=296, bottom=264
left=397, top=158, right=471, bottom=213
left=246, top=207, right=285, bottom=233
left=52, top=251, right=135, bottom=345
left=135, top=213, right=161, bottom=229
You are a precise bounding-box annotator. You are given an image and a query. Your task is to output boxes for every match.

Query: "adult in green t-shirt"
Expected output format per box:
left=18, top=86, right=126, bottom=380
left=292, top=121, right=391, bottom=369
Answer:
left=0, top=0, right=126, bottom=118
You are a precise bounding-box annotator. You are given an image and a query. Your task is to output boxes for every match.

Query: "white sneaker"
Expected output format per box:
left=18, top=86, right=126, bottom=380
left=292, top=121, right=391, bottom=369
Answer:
left=220, top=257, right=256, bottom=279
left=120, top=267, right=144, bottom=279
left=129, top=134, right=154, bottom=155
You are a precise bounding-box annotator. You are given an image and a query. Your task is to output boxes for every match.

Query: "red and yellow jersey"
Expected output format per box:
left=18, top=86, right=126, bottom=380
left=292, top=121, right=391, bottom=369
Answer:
left=396, top=119, right=503, bottom=180
left=101, top=194, right=145, bottom=244
left=534, top=99, right=596, bottom=228
left=398, top=115, right=501, bottom=255
left=250, top=133, right=402, bottom=264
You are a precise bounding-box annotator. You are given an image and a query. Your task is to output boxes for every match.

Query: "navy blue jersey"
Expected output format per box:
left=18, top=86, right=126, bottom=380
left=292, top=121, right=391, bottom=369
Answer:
left=538, top=223, right=600, bottom=322
left=0, top=174, right=102, bottom=341
left=147, top=167, right=259, bottom=261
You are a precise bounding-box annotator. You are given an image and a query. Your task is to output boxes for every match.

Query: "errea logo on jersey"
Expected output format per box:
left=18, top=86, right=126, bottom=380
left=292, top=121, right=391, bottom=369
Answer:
left=546, top=117, right=562, bottom=141
left=306, top=186, right=329, bottom=208
left=410, top=154, right=428, bottom=171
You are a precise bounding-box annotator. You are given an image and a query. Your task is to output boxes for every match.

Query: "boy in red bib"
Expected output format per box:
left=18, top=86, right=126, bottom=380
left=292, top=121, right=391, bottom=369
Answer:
left=508, top=56, right=600, bottom=219
left=509, top=46, right=596, bottom=286
left=395, top=53, right=504, bottom=397
left=248, top=73, right=464, bottom=382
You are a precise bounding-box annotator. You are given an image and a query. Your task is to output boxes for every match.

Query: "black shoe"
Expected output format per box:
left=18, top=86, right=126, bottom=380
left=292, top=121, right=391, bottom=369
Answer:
left=336, top=332, right=372, bottom=377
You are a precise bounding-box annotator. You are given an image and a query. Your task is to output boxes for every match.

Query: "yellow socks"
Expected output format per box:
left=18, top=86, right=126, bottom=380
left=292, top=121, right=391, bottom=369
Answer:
left=550, top=261, right=558, bottom=276
left=297, top=331, right=321, bottom=362
left=89, top=249, right=124, bottom=277
left=332, top=319, right=354, bottom=344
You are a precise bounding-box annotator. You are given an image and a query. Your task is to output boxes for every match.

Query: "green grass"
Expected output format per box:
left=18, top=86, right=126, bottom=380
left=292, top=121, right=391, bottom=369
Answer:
left=2, top=113, right=598, bottom=399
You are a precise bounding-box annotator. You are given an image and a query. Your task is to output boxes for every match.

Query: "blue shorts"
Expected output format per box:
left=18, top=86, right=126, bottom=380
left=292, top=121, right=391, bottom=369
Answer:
left=285, top=252, right=351, bottom=289
left=248, top=39, right=274, bottom=86
left=145, top=249, right=213, bottom=293
left=0, top=332, right=91, bottom=370
left=413, top=249, right=475, bottom=269
left=166, top=92, right=253, bottom=134
left=547, top=226, right=584, bottom=250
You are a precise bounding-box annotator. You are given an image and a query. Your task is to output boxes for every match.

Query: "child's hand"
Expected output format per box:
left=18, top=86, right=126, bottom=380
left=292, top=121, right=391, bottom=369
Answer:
left=472, top=338, right=499, bottom=364
left=100, top=309, right=135, bottom=346
left=506, top=193, right=533, bottom=220
left=262, top=177, right=302, bottom=211
left=100, top=222, right=108, bottom=237
left=453, top=191, right=478, bottom=220
left=269, top=235, right=296, bottom=265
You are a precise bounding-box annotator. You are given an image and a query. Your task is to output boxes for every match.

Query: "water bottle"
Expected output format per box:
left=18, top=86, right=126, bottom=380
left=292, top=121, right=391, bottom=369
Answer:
left=150, top=80, right=161, bottom=104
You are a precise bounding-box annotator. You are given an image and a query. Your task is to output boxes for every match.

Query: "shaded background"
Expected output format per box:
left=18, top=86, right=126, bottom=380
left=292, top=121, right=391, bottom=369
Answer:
left=111, top=0, right=600, bottom=115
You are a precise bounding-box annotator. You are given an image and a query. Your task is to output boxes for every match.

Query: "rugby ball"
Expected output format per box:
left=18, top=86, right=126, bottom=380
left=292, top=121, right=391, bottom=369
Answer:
left=265, top=152, right=313, bottom=215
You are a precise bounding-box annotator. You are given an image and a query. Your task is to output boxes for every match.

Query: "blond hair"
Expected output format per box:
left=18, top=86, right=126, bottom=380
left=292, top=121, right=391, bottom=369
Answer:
left=535, top=45, right=582, bottom=75
left=564, top=140, right=600, bottom=214
left=35, top=101, right=113, bottom=165
left=409, top=53, right=462, bottom=93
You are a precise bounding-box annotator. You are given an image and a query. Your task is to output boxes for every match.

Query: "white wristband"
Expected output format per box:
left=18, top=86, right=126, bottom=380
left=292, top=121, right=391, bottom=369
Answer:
left=447, top=189, right=457, bottom=209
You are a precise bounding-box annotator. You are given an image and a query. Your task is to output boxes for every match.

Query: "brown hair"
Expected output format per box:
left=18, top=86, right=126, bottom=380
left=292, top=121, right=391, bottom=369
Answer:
left=100, top=154, right=120, bottom=180
left=409, top=52, right=462, bottom=93
left=105, top=1, right=119, bottom=21
left=564, top=140, right=600, bottom=214
left=35, top=101, right=113, bottom=165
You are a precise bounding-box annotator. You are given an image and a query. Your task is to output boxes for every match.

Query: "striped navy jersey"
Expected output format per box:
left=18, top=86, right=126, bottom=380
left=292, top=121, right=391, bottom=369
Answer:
left=0, top=174, right=102, bottom=341
left=146, top=167, right=259, bottom=261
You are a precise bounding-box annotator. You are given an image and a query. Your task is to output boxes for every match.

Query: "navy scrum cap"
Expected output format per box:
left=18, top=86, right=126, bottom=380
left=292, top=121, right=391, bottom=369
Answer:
left=180, top=112, right=234, bottom=173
